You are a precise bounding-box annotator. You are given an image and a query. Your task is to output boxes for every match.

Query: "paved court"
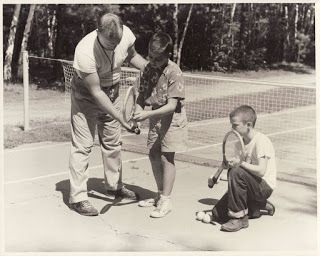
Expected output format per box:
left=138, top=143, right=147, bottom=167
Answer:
left=3, top=142, right=318, bottom=253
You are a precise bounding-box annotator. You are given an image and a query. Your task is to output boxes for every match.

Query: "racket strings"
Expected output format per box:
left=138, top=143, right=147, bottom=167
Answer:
left=123, top=93, right=135, bottom=122
left=224, top=134, right=244, bottom=163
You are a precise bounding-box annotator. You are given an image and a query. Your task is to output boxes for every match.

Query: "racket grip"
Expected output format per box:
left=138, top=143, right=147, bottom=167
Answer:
left=134, top=127, right=141, bottom=135
left=208, top=166, right=224, bottom=188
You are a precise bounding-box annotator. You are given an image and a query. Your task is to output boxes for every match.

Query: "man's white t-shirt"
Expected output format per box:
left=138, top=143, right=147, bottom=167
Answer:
left=243, top=132, right=277, bottom=189
left=73, top=25, right=136, bottom=87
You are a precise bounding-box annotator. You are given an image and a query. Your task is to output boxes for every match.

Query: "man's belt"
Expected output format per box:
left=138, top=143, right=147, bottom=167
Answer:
left=72, top=72, right=119, bottom=102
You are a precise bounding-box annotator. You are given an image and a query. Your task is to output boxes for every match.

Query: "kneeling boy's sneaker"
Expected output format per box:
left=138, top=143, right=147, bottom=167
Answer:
left=107, top=186, right=139, bottom=200
left=220, top=215, right=249, bottom=232
left=70, top=200, right=99, bottom=216
left=150, top=195, right=172, bottom=218
left=265, top=200, right=275, bottom=216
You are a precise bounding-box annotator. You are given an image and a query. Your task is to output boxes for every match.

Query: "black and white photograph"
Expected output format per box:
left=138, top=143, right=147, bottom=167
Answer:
left=1, top=1, right=318, bottom=254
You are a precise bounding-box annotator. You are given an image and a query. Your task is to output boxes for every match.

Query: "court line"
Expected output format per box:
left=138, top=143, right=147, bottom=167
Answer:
left=5, top=124, right=315, bottom=185
left=4, top=155, right=149, bottom=185
left=4, top=130, right=149, bottom=153
left=184, top=125, right=316, bottom=152
left=5, top=105, right=314, bottom=153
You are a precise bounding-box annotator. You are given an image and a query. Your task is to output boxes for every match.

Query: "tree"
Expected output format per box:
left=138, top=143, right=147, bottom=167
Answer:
left=176, top=4, right=193, bottom=66
left=17, top=4, right=36, bottom=78
left=4, top=4, right=21, bottom=81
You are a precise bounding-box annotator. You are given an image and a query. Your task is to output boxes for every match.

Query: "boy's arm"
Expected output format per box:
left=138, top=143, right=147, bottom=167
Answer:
left=134, top=98, right=178, bottom=121
left=240, top=156, right=268, bottom=177
left=148, top=98, right=178, bottom=118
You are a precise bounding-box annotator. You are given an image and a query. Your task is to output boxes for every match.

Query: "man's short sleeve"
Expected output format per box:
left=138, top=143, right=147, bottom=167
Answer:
left=73, top=32, right=97, bottom=76
left=167, top=68, right=185, bottom=99
left=123, top=25, right=136, bottom=47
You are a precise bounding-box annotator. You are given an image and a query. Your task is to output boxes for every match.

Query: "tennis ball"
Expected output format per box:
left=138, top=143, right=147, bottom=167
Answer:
left=196, top=211, right=205, bottom=221
left=202, top=213, right=212, bottom=223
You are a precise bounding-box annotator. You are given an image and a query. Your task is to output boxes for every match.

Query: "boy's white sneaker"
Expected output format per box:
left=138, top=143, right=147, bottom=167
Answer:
left=138, top=198, right=158, bottom=207
left=138, top=192, right=161, bottom=207
left=150, top=195, right=172, bottom=218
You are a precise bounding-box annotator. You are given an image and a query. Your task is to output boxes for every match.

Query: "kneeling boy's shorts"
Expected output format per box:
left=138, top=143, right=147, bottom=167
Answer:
left=147, top=110, right=188, bottom=153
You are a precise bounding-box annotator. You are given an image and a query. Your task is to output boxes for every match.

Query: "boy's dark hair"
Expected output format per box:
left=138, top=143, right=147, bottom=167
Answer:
left=148, top=32, right=173, bottom=56
left=97, top=12, right=123, bottom=42
left=229, top=105, right=257, bottom=127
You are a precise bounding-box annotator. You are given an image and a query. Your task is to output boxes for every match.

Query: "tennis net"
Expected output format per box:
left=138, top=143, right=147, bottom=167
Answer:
left=61, top=63, right=316, bottom=176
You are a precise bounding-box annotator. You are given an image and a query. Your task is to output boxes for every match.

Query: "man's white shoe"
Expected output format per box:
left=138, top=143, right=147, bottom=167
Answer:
left=150, top=195, right=172, bottom=218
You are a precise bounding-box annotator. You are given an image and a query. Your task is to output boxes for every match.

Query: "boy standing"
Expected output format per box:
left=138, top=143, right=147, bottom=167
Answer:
left=133, top=32, right=188, bottom=218
left=209, top=105, right=276, bottom=231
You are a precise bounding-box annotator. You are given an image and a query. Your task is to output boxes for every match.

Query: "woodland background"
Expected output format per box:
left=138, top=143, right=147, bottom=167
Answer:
left=3, top=3, right=315, bottom=84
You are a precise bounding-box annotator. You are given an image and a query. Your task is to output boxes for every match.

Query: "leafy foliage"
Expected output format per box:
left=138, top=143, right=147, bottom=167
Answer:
left=3, top=3, right=315, bottom=83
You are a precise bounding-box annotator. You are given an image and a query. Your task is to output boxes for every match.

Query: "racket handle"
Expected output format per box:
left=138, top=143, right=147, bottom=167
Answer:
left=128, top=124, right=140, bottom=135
left=134, top=127, right=141, bottom=135
left=208, top=166, right=224, bottom=188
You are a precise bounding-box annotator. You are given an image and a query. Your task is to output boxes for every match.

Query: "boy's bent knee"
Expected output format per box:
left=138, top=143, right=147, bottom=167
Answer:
left=228, top=166, right=246, bottom=179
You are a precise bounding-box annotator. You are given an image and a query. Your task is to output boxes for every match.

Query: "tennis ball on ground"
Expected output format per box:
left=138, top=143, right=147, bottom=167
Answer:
left=196, top=211, right=205, bottom=221
left=202, top=213, right=212, bottom=223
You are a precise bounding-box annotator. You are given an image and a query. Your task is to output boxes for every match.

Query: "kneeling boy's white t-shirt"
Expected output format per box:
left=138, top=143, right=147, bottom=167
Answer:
left=244, top=132, right=277, bottom=189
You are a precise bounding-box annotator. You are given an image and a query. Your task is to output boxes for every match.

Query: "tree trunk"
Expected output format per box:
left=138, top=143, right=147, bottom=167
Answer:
left=47, top=7, right=57, bottom=57
left=177, top=4, right=193, bottom=67
left=4, top=4, right=21, bottom=81
left=173, top=3, right=179, bottom=62
left=294, top=4, right=299, bottom=62
left=17, top=4, right=36, bottom=78
left=229, top=3, right=236, bottom=52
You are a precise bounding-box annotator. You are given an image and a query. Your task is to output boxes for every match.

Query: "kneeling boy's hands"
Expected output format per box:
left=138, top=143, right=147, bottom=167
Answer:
left=227, top=157, right=241, bottom=168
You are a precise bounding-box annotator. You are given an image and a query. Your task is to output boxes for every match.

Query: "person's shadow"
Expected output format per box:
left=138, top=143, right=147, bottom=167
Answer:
left=55, top=178, right=155, bottom=214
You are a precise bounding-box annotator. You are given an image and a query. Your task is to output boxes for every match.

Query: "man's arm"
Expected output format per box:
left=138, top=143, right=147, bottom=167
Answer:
left=127, top=45, right=148, bottom=71
left=82, top=72, right=132, bottom=131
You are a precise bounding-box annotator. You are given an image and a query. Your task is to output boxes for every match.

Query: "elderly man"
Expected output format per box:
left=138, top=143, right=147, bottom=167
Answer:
left=69, top=12, right=147, bottom=216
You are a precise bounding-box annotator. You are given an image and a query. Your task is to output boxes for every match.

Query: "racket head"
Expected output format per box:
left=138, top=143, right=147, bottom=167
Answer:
left=222, top=130, right=245, bottom=167
left=122, top=86, right=136, bottom=123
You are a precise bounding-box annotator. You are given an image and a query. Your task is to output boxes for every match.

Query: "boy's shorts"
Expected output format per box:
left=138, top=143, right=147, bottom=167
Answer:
left=147, top=110, right=188, bottom=153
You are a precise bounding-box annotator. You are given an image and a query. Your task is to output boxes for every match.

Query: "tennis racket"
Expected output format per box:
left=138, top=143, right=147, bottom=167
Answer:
left=122, top=85, right=140, bottom=135
left=208, top=129, right=245, bottom=188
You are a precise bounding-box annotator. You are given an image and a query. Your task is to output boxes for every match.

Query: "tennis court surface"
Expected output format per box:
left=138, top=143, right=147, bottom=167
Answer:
left=4, top=142, right=317, bottom=252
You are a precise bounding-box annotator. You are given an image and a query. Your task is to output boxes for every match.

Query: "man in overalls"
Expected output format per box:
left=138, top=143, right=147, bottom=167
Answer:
left=69, top=12, right=147, bottom=216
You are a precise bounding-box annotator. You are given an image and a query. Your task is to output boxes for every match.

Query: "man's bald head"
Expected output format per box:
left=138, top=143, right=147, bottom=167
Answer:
left=97, top=13, right=123, bottom=43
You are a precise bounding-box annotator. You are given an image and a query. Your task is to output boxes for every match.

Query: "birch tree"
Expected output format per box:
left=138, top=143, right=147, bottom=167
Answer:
left=17, top=4, right=36, bottom=78
left=173, top=4, right=193, bottom=66
left=47, top=7, right=58, bottom=57
left=4, top=4, right=21, bottom=81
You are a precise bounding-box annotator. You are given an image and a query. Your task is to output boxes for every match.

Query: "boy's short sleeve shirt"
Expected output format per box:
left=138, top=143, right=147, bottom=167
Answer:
left=140, top=60, right=185, bottom=107
left=245, top=132, right=277, bottom=189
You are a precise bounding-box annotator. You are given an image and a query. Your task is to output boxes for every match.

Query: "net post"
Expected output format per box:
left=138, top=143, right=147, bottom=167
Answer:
left=23, top=50, right=30, bottom=131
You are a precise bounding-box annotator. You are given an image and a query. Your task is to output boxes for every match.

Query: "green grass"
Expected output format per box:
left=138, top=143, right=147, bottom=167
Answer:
left=4, top=121, right=70, bottom=149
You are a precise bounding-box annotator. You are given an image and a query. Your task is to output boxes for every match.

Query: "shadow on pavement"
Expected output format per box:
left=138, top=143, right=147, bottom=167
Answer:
left=55, top=178, right=155, bottom=208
